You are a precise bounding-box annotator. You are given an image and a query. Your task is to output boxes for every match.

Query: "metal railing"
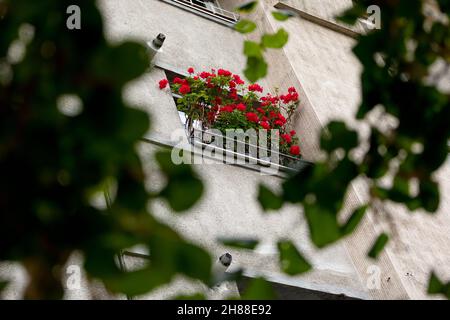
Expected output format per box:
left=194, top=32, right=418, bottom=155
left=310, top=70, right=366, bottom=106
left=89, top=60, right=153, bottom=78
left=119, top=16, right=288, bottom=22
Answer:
left=170, top=0, right=240, bottom=24
left=187, top=126, right=309, bottom=173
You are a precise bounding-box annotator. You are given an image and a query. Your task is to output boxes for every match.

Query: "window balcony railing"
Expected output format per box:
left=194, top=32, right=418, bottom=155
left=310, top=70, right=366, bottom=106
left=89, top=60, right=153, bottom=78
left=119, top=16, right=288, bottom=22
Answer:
left=162, top=0, right=240, bottom=26
left=185, top=122, right=310, bottom=174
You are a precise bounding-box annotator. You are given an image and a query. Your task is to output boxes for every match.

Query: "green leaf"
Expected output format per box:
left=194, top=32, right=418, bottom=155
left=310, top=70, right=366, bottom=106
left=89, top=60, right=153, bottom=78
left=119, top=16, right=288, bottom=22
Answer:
left=219, top=238, right=259, bottom=250
left=235, top=19, right=257, bottom=34
left=244, top=57, right=268, bottom=82
left=320, top=121, right=359, bottom=153
left=277, top=241, right=312, bottom=275
left=240, top=277, right=276, bottom=300
left=419, top=178, right=440, bottom=213
left=244, top=41, right=263, bottom=58
left=257, top=185, right=283, bottom=211
left=261, top=28, right=289, bottom=48
left=174, top=293, right=206, bottom=300
left=0, top=280, right=8, bottom=293
left=155, top=151, right=204, bottom=212
left=105, top=266, right=173, bottom=296
left=427, top=272, right=450, bottom=299
left=368, top=233, right=389, bottom=259
left=304, top=203, right=342, bottom=248
left=340, top=205, right=367, bottom=236
left=272, top=10, right=296, bottom=21
left=236, top=1, right=258, bottom=13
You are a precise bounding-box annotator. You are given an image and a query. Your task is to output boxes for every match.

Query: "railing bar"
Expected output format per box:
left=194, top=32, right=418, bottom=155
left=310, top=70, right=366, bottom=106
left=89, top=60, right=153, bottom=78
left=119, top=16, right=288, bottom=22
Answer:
left=192, top=128, right=301, bottom=161
left=170, top=0, right=238, bottom=22
left=191, top=139, right=297, bottom=172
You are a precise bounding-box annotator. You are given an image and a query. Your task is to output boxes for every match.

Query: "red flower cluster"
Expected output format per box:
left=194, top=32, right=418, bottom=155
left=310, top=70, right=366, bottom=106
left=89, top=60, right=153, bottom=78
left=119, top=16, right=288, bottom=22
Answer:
left=248, top=83, right=263, bottom=92
left=158, top=67, right=302, bottom=157
left=179, top=84, right=191, bottom=95
left=290, top=145, right=301, bottom=156
left=236, top=103, right=246, bottom=111
left=280, top=87, right=299, bottom=104
left=218, top=69, right=232, bottom=77
left=233, top=74, right=245, bottom=85
left=220, top=105, right=234, bottom=113
left=159, top=79, right=168, bottom=89
left=246, top=112, right=259, bottom=123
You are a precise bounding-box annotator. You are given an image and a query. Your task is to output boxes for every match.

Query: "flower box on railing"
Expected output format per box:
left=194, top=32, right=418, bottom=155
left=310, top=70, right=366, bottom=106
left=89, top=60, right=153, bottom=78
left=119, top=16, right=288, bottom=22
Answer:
left=159, top=67, right=304, bottom=170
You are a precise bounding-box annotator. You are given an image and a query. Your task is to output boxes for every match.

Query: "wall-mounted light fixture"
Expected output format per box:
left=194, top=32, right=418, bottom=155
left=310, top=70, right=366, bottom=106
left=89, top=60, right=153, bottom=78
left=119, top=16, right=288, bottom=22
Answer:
left=147, top=33, right=166, bottom=63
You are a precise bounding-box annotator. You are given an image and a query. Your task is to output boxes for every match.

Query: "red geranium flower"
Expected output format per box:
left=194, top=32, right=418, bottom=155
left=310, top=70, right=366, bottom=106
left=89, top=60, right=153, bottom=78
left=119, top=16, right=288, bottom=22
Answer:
left=233, top=74, right=245, bottom=85
left=173, top=77, right=184, bottom=85
left=246, top=112, right=259, bottom=123
left=274, top=120, right=283, bottom=127
left=188, top=67, right=195, bottom=74
left=200, top=71, right=211, bottom=79
left=220, top=105, right=234, bottom=113
left=288, top=87, right=297, bottom=93
left=236, top=103, right=246, bottom=111
left=248, top=83, right=263, bottom=92
left=290, top=145, right=301, bottom=156
left=256, top=107, right=265, bottom=114
left=159, top=79, right=168, bottom=89
left=281, top=134, right=292, bottom=144
left=179, top=84, right=191, bottom=95
left=260, top=121, right=270, bottom=130
left=290, top=130, right=296, bottom=136
left=218, top=69, right=232, bottom=77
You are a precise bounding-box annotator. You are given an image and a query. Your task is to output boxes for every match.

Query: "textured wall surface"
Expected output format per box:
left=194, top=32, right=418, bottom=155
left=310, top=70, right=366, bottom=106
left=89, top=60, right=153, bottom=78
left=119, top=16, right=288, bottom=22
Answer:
left=2, top=0, right=449, bottom=300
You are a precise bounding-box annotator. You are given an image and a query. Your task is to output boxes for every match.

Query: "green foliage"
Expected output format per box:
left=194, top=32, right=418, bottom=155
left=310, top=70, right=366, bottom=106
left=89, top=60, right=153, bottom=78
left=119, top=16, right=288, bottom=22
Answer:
left=240, top=277, right=277, bottom=300
left=261, top=29, right=289, bottom=49
left=277, top=241, right=311, bottom=275
left=155, top=151, right=204, bottom=213
left=219, top=238, right=259, bottom=250
left=340, top=205, right=368, bottom=236
left=235, top=1, right=258, bottom=14
left=320, top=121, right=358, bottom=153
left=428, top=272, right=450, bottom=299
left=244, top=41, right=263, bottom=58
left=173, top=293, right=206, bottom=300
left=257, top=185, right=283, bottom=210
left=235, top=4, right=290, bottom=82
left=235, top=19, right=257, bottom=34
left=272, top=10, right=296, bottom=22
left=250, top=0, right=450, bottom=281
left=0, top=280, right=8, bottom=293
left=244, top=57, right=268, bottom=83
left=0, top=0, right=208, bottom=299
left=368, top=233, right=389, bottom=259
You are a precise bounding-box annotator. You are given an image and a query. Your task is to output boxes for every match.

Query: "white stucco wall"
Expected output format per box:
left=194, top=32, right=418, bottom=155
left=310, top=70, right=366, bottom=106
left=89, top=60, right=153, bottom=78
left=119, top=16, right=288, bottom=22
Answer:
left=2, top=0, right=448, bottom=300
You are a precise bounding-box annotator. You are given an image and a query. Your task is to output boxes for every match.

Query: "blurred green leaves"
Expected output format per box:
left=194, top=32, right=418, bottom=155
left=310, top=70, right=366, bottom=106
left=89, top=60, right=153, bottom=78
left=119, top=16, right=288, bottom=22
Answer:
left=0, top=280, right=8, bottom=293
left=428, top=272, right=450, bottom=299
left=0, top=0, right=210, bottom=299
left=320, top=121, right=358, bottom=153
left=340, top=205, right=367, bottom=236
left=240, top=277, right=276, bottom=300
left=277, top=241, right=311, bottom=275
left=155, top=151, right=204, bottom=212
left=244, top=57, right=268, bottom=83
left=219, top=238, right=259, bottom=250
left=235, top=3, right=290, bottom=82
left=236, top=1, right=258, bottom=14
left=257, top=185, right=283, bottom=210
left=368, top=233, right=389, bottom=259
left=235, top=19, right=257, bottom=34
left=261, top=29, right=289, bottom=49
left=272, top=10, right=295, bottom=21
